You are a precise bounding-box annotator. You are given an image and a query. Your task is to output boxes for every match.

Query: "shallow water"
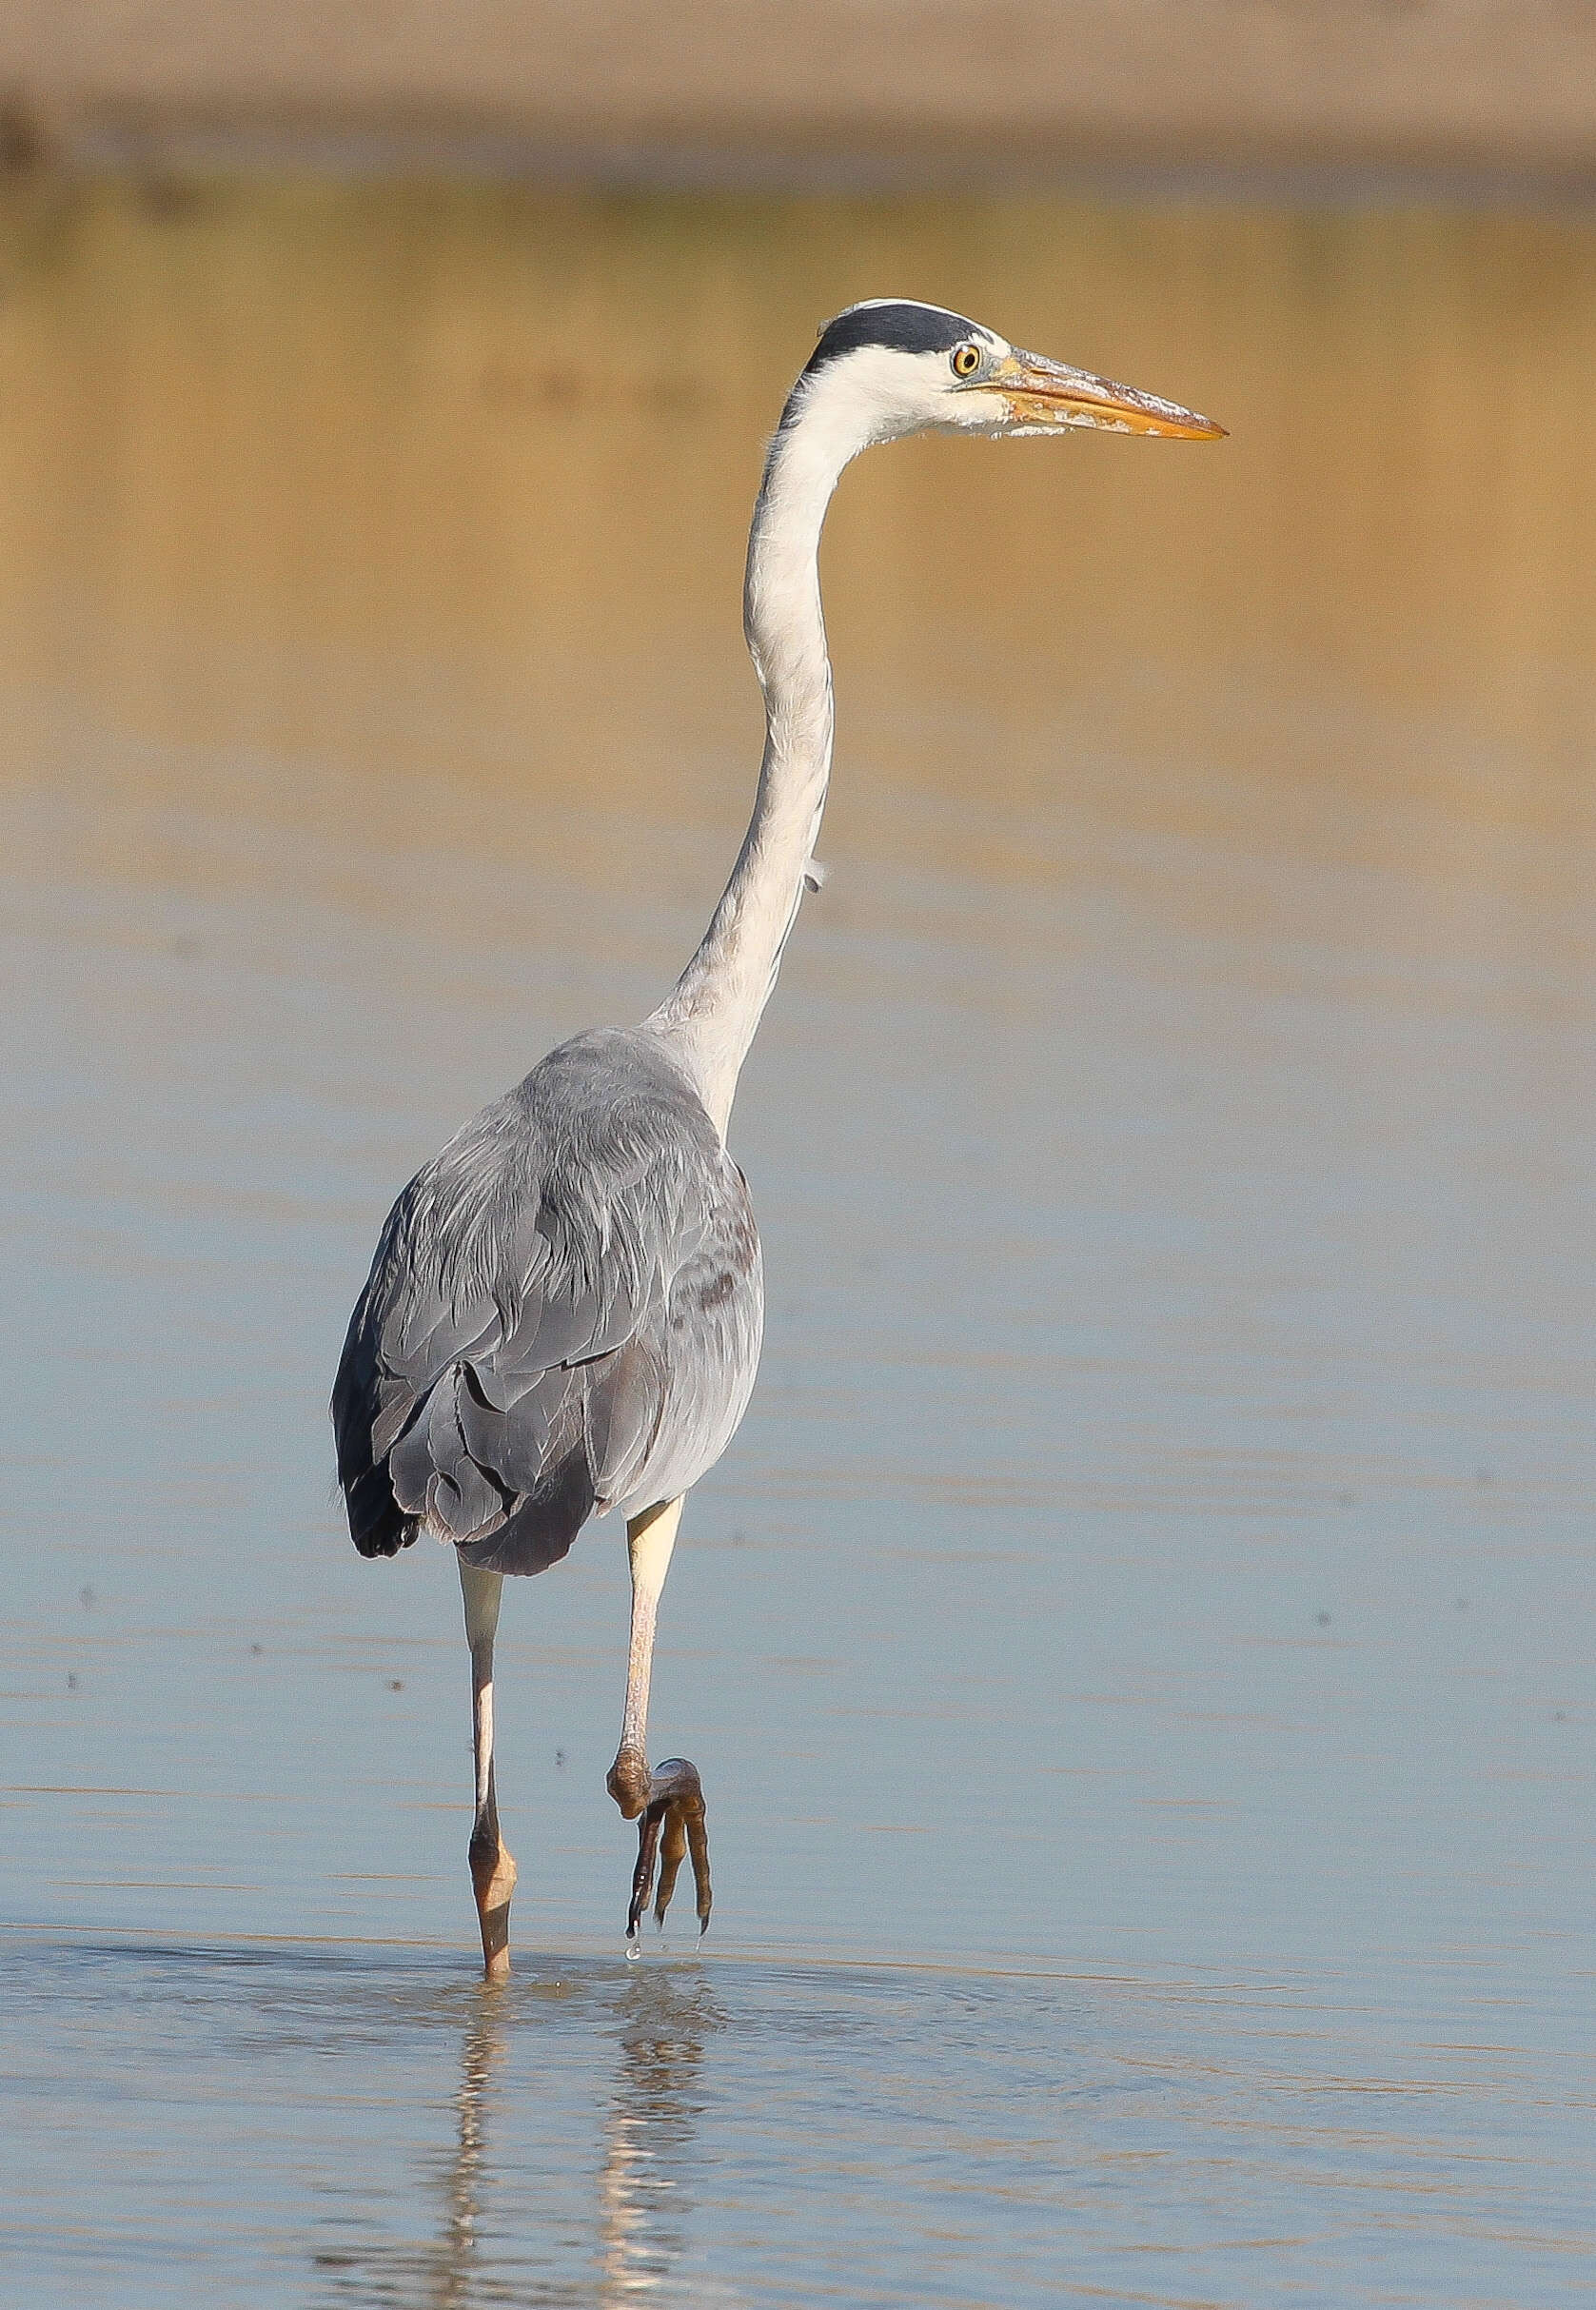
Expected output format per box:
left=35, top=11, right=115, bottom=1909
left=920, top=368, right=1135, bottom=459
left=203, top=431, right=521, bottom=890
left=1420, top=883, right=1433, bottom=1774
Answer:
left=0, top=179, right=1592, bottom=2304
left=8, top=1938, right=1589, bottom=2310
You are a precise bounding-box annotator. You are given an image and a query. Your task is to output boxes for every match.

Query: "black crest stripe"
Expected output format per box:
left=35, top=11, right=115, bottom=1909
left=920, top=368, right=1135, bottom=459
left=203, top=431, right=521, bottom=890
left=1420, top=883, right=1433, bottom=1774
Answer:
left=803, top=302, right=978, bottom=373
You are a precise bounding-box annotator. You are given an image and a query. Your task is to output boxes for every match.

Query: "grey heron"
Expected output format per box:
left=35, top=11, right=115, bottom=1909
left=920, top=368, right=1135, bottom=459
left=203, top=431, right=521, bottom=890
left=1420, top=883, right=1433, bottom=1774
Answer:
left=332, top=299, right=1223, bottom=1978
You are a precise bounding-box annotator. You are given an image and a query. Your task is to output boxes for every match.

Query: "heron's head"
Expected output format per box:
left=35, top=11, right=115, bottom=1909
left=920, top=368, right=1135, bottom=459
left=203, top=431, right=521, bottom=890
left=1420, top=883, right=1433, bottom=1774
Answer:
left=792, top=298, right=1224, bottom=450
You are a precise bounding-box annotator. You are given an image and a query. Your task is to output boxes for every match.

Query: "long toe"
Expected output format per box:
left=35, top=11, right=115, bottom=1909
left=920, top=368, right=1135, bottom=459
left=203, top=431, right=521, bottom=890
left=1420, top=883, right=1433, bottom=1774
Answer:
left=653, top=1798, right=689, bottom=1926
left=621, top=1757, right=709, bottom=1939
left=686, top=1797, right=712, bottom=1934
left=627, top=1804, right=665, bottom=1939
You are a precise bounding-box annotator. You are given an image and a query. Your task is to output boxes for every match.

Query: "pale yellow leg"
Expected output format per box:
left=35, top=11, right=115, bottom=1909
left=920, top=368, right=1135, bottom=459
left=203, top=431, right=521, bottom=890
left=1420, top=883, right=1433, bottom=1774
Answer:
left=606, top=1496, right=684, bottom=1818
left=460, top=1557, right=517, bottom=1981
left=605, top=1497, right=713, bottom=1936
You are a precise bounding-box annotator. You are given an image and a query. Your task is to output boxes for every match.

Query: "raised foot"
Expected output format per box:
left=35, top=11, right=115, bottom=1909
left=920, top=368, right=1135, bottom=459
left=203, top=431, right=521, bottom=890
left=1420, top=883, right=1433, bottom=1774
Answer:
left=469, top=1834, right=518, bottom=1981
left=608, top=1754, right=711, bottom=1939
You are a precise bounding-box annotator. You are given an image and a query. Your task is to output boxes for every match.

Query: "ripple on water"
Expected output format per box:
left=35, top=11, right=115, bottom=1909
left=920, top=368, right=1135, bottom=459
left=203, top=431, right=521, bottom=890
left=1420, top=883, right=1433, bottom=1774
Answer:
left=3, top=1932, right=1591, bottom=2308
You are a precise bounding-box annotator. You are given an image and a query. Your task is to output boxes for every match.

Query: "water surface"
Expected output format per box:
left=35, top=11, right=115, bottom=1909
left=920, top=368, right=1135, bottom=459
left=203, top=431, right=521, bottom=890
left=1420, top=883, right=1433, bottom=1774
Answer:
left=0, top=179, right=1591, bottom=2304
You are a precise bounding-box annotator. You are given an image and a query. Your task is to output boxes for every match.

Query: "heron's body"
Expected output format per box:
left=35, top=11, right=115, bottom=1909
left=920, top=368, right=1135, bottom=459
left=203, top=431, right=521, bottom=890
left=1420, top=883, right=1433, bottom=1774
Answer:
left=334, top=1028, right=761, bottom=1576
left=332, top=299, right=1221, bottom=1975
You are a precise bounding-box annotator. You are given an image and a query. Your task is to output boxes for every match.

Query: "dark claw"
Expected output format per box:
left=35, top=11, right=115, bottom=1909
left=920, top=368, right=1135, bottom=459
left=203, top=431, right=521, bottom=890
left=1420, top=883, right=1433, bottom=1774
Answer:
left=622, top=1756, right=711, bottom=1939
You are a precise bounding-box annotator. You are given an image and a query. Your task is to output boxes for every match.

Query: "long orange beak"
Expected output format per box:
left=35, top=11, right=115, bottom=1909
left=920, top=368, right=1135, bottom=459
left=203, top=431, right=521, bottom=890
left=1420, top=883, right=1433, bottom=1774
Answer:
left=991, top=349, right=1225, bottom=439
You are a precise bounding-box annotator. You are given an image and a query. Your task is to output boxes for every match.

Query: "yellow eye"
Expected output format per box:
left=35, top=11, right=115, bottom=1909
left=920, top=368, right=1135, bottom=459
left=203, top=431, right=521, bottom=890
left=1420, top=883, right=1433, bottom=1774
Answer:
left=951, top=342, right=981, bottom=380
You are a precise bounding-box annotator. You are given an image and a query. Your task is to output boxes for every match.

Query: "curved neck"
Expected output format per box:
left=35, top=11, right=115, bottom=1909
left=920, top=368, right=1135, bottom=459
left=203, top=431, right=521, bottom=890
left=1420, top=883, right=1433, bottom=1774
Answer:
left=648, top=388, right=854, bottom=1134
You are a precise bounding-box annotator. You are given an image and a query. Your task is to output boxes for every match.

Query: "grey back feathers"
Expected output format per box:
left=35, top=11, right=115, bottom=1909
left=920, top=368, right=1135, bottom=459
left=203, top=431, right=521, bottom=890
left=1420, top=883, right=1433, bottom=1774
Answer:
left=332, top=1028, right=763, bottom=1576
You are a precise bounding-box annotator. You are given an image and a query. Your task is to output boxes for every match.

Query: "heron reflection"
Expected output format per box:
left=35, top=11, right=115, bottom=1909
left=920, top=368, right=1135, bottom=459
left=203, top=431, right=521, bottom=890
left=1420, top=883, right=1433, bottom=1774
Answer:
left=321, top=1963, right=721, bottom=2308
left=436, top=1989, right=502, bottom=2308
left=598, top=1964, right=719, bottom=2300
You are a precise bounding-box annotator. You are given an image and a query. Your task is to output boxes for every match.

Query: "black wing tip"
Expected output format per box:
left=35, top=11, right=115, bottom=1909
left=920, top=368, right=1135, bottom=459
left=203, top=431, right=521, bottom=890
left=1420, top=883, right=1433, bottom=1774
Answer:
left=340, top=1457, right=416, bottom=1560
left=352, top=1520, right=417, bottom=1560
left=348, top=1493, right=418, bottom=1558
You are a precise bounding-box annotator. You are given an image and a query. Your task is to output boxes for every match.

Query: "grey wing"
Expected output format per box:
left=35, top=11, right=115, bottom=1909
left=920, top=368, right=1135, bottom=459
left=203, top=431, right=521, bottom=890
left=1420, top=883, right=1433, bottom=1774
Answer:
left=332, top=1029, right=763, bottom=1577
left=621, top=1154, right=764, bottom=1517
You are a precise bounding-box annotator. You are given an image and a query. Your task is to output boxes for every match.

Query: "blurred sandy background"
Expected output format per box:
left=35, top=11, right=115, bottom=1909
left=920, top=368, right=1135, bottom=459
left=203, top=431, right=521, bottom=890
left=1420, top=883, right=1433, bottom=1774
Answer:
left=4, top=2, right=1596, bottom=186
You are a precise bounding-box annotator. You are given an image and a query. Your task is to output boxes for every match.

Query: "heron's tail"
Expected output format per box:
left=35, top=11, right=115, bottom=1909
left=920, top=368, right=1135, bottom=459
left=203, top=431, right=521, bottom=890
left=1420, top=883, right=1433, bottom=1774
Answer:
left=453, top=1454, right=593, bottom=1576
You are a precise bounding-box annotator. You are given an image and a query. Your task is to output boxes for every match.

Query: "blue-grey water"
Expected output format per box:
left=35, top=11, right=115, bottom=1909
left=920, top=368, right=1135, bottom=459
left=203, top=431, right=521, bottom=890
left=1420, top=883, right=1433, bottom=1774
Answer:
left=1, top=181, right=1592, bottom=2304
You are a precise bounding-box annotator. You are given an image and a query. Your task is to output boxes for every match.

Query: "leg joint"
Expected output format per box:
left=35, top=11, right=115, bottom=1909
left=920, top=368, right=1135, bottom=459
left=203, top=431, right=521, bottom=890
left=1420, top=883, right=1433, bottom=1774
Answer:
left=469, top=1826, right=517, bottom=1912
left=607, top=1747, right=651, bottom=1819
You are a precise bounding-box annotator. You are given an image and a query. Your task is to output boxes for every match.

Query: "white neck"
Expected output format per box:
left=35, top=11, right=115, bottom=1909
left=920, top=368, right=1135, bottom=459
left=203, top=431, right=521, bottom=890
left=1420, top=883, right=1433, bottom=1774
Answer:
left=648, top=376, right=865, bottom=1135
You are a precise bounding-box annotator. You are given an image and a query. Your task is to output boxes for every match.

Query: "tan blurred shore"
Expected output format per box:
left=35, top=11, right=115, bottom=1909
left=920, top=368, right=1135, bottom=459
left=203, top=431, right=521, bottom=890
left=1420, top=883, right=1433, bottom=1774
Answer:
left=5, top=1, right=1596, bottom=188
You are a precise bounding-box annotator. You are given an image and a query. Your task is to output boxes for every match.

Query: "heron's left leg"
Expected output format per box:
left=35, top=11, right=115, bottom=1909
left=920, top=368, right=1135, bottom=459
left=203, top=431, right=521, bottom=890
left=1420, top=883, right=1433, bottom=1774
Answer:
left=605, top=1495, right=712, bottom=1938
left=460, top=1557, right=517, bottom=1981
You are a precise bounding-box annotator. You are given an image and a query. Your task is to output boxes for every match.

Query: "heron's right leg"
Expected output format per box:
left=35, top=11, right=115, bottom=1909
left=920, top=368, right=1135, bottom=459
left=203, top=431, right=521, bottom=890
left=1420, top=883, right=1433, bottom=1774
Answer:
left=460, top=1557, right=517, bottom=1981
left=605, top=1496, right=712, bottom=1939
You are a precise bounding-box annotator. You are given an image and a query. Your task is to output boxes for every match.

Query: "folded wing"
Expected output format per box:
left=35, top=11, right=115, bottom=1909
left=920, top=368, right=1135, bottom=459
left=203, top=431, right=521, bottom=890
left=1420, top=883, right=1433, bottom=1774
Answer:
left=332, top=1028, right=762, bottom=1577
